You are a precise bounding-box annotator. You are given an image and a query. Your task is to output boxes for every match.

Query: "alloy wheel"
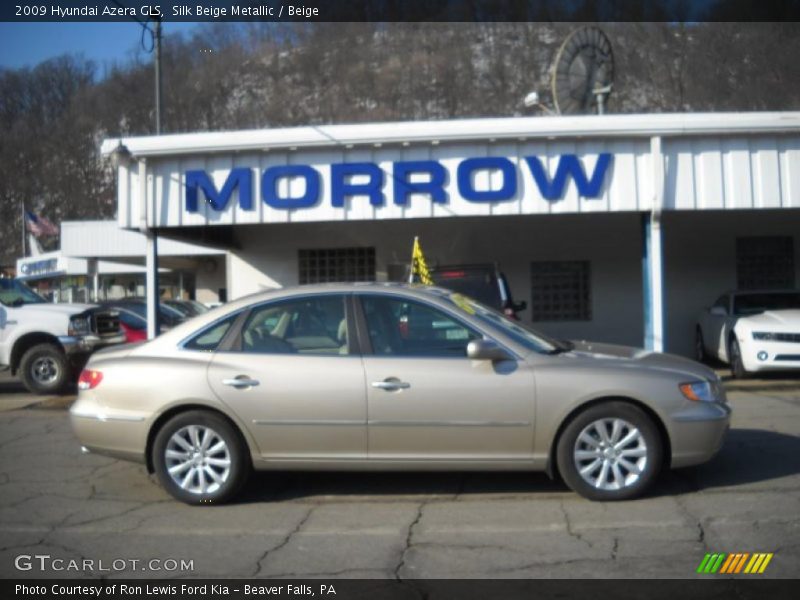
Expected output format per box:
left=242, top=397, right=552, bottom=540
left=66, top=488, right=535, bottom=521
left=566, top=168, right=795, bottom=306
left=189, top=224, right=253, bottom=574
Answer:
left=573, top=417, right=648, bottom=491
left=165, top=425, right=231, bottom=494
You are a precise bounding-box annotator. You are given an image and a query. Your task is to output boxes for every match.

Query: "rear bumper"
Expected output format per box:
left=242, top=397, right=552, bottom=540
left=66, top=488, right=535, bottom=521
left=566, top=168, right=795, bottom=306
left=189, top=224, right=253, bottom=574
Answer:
left=669, top=402, right=731, bottom=468
left=69, top=394, right=148, bottom=463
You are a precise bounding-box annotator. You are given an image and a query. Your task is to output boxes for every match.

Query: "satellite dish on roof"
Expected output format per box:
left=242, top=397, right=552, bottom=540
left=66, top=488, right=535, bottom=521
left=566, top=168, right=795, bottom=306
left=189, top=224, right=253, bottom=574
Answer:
left=551, top=26, right=615, bottom=115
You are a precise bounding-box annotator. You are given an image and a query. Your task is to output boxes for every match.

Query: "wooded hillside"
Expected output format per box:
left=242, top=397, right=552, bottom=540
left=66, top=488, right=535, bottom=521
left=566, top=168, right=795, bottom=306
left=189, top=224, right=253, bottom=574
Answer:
left=1, top=22, right=798, bottom=263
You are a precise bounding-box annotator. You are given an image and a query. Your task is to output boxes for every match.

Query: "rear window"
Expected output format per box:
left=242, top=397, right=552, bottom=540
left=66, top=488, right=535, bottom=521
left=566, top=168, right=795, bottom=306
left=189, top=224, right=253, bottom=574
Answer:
left=431, top=269, right=501, bottom=309
left=183, top=314, right=238, bottom=352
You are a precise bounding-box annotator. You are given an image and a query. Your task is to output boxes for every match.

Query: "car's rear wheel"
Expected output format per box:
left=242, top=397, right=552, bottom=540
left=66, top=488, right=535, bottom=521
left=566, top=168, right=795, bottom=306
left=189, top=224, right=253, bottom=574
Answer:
left=729, top=338, right=749, bottom=379
left=152, top=410, right=250, bottom=505
left=695, top=328, right=707, bottom=363
left=19, top=343, right=71, bottom=395
left=556, top=401, right=663, bottom=501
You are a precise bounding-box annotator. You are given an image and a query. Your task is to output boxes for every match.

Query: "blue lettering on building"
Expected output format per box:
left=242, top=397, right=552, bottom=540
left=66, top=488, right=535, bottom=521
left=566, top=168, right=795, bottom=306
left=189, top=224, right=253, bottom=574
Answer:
left=457, top=157, right=517, bottom=202
left=331, top=163, right=384, bottom=208
left=184, top=153, right=612, bottom=212
left=524, top=154, right=612, bottom=201
left=262, top=165, right=320, bottom=209
left=393, top=161, right=448, bottom=205
left=185, top=168, right=252, bottom=212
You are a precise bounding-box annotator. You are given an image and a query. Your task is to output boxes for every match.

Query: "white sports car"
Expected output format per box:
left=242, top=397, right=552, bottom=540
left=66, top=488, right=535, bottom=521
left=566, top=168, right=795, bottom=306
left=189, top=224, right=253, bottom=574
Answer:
left=696, top=290, right=800, bottom=378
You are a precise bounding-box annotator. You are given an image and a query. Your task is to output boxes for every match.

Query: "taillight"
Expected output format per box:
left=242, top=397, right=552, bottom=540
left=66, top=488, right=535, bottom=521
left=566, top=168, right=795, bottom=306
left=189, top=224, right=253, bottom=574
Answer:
left=78, top=369, right=103, bottom=390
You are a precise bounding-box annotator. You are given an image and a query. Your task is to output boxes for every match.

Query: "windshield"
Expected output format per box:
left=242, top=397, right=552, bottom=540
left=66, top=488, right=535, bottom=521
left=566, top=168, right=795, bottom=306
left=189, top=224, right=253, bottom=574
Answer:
left=733, top=292, right=800, bottom=315
left=443, top=292, right=563, bottom=354
left=0, top=278, right=47, bottom=306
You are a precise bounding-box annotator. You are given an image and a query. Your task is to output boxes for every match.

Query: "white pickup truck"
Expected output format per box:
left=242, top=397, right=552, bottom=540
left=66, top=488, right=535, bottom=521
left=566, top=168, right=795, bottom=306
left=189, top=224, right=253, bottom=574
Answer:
left=0, top=278, right=126, bottom=394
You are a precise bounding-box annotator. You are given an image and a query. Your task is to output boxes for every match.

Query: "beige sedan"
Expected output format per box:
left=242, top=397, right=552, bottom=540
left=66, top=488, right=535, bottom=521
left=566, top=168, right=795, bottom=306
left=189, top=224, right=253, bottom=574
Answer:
left=70, top=284, right=730, bottom=504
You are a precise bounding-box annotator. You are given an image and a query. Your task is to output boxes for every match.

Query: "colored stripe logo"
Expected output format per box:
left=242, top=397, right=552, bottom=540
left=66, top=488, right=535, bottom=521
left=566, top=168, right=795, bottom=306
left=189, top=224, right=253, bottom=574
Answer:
left=697, top=553, right=773, bottom=574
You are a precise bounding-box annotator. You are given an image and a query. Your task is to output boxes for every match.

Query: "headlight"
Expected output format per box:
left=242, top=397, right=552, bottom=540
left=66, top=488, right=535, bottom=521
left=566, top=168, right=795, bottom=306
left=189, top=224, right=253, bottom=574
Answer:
left=68, top=316, right=92, bottom=336
left=752, top=332, right=775, bottom=341
left=679, top=381, right=716, bottom=403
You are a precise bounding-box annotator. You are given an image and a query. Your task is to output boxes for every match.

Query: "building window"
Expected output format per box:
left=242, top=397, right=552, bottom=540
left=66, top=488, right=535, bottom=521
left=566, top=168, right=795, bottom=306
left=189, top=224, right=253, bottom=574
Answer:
left=530, top=261, right=591, bottom=322
left=736, top=237, right=794, bottom=290
left=298, top=247, right=376, bottom=284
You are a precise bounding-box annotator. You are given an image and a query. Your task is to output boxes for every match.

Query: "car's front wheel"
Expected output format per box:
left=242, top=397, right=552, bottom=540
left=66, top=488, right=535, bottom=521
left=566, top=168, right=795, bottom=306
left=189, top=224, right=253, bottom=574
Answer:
left=695, top=328, right=707, bottom=363
left=729, top=338, right=750, bottom=379
left=152, top=410, right=250, bottom=505
left=19, top=343, right=71, bottom=395
left=556, top=401, right=663, bottom=501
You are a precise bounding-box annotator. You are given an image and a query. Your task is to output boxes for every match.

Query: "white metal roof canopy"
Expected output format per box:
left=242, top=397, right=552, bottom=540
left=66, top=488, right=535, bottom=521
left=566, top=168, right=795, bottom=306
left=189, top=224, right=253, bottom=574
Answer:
left=104, top=112, right=800, bottom=232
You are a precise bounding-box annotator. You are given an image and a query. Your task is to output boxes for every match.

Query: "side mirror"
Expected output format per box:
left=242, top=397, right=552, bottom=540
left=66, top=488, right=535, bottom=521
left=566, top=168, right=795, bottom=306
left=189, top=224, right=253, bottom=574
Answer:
left=467, top=339, right=514, bottom=361
left=709, top=306, right=727, bottom=317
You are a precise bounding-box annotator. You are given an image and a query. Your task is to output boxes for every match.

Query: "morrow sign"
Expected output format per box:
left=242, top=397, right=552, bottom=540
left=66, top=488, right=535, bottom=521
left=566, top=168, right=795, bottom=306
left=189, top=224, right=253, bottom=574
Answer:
left=185, top=154, right=613, bottom=212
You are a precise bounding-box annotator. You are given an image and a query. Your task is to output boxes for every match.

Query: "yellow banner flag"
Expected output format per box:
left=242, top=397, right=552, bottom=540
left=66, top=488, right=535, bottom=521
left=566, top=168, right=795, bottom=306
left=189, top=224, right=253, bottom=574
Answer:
left=410, top=237, right=433, bottom=285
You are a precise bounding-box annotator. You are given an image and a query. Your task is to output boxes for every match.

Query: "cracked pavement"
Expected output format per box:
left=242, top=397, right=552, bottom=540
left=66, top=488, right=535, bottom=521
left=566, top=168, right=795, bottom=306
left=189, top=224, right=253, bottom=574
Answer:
left=0, top=377, right=798, bottom=579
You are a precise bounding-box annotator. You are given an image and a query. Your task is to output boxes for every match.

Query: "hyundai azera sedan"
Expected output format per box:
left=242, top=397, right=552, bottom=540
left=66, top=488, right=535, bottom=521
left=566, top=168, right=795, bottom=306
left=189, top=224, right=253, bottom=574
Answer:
left=71, top=283, right=730, bottom=504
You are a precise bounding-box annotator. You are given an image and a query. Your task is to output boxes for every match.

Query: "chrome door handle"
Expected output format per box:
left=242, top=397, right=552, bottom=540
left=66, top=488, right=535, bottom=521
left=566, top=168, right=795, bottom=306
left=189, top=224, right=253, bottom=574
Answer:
left=371, top=380, right=410, bottom=391
left=222, top=377, right=260, bottom=389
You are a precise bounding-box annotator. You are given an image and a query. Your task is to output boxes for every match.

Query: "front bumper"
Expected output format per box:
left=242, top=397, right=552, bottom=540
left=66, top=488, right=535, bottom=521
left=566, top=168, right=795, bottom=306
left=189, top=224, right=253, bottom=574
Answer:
left=740, top=338, right=800, bottom=372
left=669, top=401, right=731, bottom=468
left=59, top=333, right=127, bottom=356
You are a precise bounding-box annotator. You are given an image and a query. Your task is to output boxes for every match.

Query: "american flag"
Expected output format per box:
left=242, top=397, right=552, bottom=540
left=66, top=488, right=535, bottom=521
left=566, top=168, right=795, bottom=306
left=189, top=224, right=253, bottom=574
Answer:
left=25, top=210, right=59, bottom=237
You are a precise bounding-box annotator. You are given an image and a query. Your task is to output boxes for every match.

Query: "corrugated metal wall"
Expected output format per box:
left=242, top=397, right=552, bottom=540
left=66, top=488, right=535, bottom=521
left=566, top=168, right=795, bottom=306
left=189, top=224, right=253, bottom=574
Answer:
left=117, top=134, right=800, bottom=229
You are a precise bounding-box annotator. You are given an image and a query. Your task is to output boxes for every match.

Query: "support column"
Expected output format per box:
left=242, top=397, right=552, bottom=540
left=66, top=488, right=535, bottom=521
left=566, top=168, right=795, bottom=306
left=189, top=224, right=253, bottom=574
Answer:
left=88, top=258, right=99, bottom=302
left=642, top=213, right=664, bottom=352
left=145, top=232, right=159, bottom=339
left=643, top=135, right=665, bottom=352
left=139, top=158, right=160, bottom=340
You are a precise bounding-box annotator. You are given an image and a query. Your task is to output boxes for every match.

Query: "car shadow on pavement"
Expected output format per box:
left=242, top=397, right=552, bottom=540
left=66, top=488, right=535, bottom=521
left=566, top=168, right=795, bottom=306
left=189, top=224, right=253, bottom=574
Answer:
left=0, top=377, right=28, bottom=394
left=237, top=470, right=567, bottom=504
left=234, top=428, right=800, bottom=503
left=655, top=428, right=800, bottom=496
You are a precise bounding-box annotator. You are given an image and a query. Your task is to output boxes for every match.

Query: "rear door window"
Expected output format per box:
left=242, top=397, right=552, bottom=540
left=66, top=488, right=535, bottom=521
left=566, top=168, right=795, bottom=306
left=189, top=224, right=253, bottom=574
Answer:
left=240, top=295, right=349, bottom=355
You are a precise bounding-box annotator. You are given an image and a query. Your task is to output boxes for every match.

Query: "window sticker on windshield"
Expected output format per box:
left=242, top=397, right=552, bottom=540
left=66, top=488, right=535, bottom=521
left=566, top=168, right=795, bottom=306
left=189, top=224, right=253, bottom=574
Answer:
left=446, top=329, right=469, bottom=340
left=450, top=293, right=476, bottom=314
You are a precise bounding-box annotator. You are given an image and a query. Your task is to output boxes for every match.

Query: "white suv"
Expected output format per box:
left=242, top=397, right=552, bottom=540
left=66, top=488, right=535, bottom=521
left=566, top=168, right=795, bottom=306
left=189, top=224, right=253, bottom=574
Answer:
left=0, top=278, right=125, bottom=394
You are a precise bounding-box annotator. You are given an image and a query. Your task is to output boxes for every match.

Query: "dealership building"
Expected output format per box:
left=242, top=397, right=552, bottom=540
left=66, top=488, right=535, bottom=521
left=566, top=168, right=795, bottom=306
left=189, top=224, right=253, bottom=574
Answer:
left=16, top=220, right=227, bottom=304
left=101, top=112, right=800, bottom=356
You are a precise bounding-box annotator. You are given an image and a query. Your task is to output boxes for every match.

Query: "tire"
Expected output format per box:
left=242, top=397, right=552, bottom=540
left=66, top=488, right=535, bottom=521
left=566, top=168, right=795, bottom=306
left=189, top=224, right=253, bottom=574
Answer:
left=152, top=410, right=250, bottom=505
left=556, top=401, right=663, bottom=501
left=694, top=328, right=707, bottom=363
left=729, top=338, right=749, bottom=379
left=19, top=343, right=71, bottom=395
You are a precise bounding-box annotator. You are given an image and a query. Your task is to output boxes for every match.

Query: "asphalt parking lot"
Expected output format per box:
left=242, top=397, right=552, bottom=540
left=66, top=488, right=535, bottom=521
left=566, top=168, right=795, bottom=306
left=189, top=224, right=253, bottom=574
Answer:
left=0, top=369, right=798, bottom=580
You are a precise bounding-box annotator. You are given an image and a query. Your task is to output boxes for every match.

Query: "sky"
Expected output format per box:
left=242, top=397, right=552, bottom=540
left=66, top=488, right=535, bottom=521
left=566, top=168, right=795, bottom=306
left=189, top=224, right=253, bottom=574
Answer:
left=0, top=22, right=202, bottom=71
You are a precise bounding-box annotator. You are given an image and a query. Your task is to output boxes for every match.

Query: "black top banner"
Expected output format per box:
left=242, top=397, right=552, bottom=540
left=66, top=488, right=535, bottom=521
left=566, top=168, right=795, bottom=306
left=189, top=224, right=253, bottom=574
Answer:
left=2, top=0, right=800, bottom=22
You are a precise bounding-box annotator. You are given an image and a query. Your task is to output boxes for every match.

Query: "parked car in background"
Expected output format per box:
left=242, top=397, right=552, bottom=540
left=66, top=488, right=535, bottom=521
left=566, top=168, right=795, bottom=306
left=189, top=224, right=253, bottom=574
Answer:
left=112, top=308, right=149, bottom=343
left=430, top=263, right=527, bottom=319
left=696, top=289, right=800, bottom=378
left=100, top=299, right=187, bottom=330
left=0, top=278, right=124, bottom=394
left=164, top=299, right=209, bottom=318
left=72, top=283, right=729, bottom=505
